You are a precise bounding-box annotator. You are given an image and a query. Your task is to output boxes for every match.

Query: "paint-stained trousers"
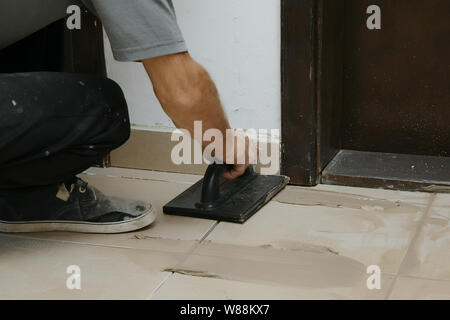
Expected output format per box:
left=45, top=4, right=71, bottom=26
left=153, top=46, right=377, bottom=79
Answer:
left=0, top=72, right=130, bottom=189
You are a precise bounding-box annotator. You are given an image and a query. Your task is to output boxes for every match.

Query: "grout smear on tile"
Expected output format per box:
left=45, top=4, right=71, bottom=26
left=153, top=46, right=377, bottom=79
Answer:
left=163, top=268, right=220, bottom=279
left=147, top=272, right=174, bottom=300
left=162, top=241, right=367, bottom=289
left=259, top=240, right=339, bottom=255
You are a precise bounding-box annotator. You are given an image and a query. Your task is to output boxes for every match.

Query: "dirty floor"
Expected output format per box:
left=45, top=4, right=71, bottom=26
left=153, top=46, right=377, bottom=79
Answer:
left=0, top=167, right=449, bottom=300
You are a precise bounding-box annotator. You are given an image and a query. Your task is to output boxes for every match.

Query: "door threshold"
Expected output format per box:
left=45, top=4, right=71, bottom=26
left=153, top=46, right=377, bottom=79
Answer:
left=322, top=150, right=450, bottom=193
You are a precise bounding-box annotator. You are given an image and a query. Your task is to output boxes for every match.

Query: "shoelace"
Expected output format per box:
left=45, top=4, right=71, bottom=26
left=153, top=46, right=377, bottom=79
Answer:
left=76, top=179, right=98, bottom=201
left=77, top=180, right=88, bottom=194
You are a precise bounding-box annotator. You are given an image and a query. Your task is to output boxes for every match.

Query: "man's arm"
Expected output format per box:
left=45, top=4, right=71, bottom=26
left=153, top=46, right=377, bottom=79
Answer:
left=142, top=52, right=251, bottom=179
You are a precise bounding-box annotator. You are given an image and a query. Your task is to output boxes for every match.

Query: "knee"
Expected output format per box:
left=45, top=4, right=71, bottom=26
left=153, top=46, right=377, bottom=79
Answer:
left=103, top=78, right=131, bottom=148
left=100, top=77, right=129, bottom=115
left=91, top=77, right=130, bottom=149
left=112, top=115, right=131, bottom=150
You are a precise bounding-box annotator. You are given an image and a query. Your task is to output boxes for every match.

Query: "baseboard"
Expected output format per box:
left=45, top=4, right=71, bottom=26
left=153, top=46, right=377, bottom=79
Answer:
left=111, top=129, right=280, bottom=175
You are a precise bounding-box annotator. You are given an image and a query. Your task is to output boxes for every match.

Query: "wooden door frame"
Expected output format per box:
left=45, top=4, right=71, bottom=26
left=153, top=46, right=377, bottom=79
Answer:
left=281, top=0, right=318, bottom=185
left=281, top=0, right=344, bottom=185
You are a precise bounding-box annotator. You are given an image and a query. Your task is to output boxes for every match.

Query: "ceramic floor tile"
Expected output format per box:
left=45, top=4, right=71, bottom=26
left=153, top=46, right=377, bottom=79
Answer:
left=4, top=166, right=441, bottom=299
left=206, top=185, right=430, bottom=275
left=388, top=277, right=450, bottom=300
left=153, top=273, right=393, bottom=300
left=158, top=241, right=394, bottom=299
left=0, top=234, right=183, bottom=299
left=18, top=171, right=215, bottom=249
left=398, top=198, right=450, bottom=280
left=434, top=193, right=450, bottom=207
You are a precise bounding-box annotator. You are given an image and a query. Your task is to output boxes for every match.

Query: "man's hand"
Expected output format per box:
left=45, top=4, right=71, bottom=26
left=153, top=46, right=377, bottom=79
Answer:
left=221, top=130, right=256, bottom=179
left=142, top=52, right=254, bottom=179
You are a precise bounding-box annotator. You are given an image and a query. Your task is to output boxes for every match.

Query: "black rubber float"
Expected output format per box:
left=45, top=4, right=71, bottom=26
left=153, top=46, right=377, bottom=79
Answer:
left=163, top=163, right=290, bottom=223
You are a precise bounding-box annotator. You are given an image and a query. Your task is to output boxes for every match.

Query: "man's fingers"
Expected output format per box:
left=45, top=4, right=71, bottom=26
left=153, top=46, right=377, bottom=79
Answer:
left=222, top=165, right=247, bottom=180
left=222, top=170, right=238, bottom=180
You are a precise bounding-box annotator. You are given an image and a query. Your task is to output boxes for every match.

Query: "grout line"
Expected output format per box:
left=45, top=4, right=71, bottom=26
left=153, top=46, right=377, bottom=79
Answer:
left=147, top=272, right=173, bottom=300
left=1, top=219, right=220, bottom=255
left=384, top=193, right=437, bottom=299
left=147, top=221, right=221, bottom=299
left=2, top=220, right=221, bottom=255
left=171, top=221, right=220, bottom=268
left=0, top=221, right=219, bottom=256
left=0, top=233, right=188, bottom=255
left=200, top=221, right=220, bottom=242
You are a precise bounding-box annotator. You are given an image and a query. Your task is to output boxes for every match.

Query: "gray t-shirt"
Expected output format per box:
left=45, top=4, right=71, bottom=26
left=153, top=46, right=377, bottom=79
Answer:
left=0, top=0, right=187, bottom=61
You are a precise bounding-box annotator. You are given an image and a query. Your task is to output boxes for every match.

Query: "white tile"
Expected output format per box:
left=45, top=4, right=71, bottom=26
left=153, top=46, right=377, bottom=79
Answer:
left=206, top=185, right=428, bottom=274
left=399, top=203, right=450, bottom=280
left=434, top=193, right=450, bottom=207
left=389, top=277, right=450, bottom=300
left=0, top=234, right=180, bottom=299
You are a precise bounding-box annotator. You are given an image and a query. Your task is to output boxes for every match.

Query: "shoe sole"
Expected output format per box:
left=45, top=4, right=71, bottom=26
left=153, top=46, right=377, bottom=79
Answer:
left=0, top=208, right=156, bottom=234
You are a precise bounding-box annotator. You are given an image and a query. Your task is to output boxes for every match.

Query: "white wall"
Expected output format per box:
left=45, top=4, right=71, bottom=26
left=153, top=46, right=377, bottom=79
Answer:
left=104, top=0, right=281, bottom=134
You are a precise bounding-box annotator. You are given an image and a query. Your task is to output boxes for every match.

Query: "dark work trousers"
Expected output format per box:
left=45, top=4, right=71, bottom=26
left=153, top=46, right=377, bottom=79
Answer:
left=0, top=72, right=130, bottom=190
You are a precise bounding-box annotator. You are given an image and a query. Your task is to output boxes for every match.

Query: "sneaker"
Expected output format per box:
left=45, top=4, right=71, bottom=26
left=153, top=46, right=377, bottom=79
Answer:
left=0, top=178, right=155, bottom=233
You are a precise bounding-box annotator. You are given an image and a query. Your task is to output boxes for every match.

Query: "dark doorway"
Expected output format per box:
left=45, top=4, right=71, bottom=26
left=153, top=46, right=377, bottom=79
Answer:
left=342, top=0, right=450, bottom=157
left=281, top=0, right=450, bottom=191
